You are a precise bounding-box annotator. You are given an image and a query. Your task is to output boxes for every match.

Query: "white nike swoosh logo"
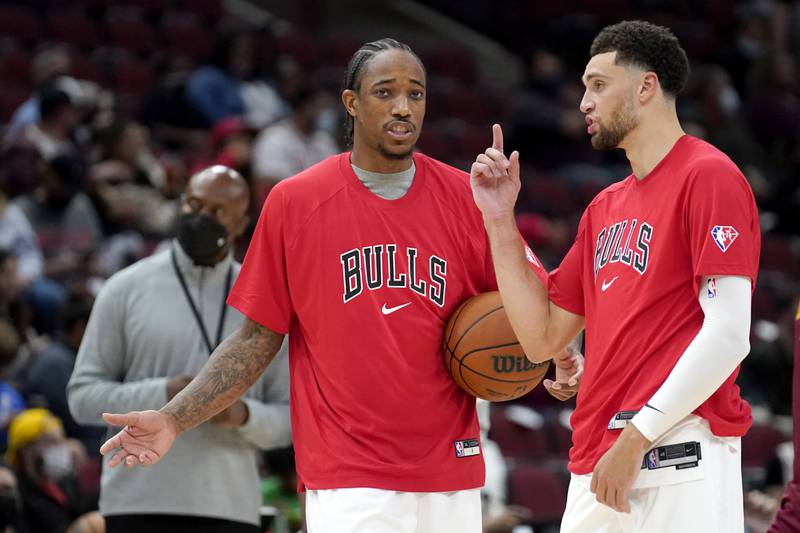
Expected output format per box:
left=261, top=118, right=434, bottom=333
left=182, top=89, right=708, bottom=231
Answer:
left=381, top=302, right=411, bottom=315
left=601, top=276, right=620, bottom=291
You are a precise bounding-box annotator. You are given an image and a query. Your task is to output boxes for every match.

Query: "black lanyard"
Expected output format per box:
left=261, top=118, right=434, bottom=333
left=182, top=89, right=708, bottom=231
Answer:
left=171, top=247, right=233, bottom=355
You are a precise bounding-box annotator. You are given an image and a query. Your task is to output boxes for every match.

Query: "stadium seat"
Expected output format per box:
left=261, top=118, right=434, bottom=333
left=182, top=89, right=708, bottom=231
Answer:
left=761, top=234, right=799, bottom=276
left=488, top=406, right=549, bottom=461
left=178, top=0, right=222, bottom=21
left=105, top=17, right=157, bottom=55
left=70, top=53, right=106, bottom=85
left=1, top=51, right=32, bottom=85
left=161, top=12, right=212, bottom=61
left=274, top=32, right=320, bottom=69
left=0, top=84, right=30, bottom=123
left=48, top=11, right=99, bottom=50
left=741, top=422, right=786, bottom=470
left=111, top=58, right=155, bottom=98
left=507, top=464, right=567, bottom=524
left=0, top=6, right=42, bottom=45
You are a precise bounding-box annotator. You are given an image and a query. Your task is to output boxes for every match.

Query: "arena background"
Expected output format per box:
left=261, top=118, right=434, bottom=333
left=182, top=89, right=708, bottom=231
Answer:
left=0, top=1, right=798, bottom=532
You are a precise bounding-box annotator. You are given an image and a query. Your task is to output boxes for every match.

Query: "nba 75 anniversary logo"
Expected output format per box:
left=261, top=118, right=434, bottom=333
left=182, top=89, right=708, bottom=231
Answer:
left=710, top=226, right=738, bottom=252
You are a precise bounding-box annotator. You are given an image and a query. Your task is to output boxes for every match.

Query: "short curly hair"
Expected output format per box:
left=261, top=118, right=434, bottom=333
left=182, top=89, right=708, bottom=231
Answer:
left=590, top=20, right=689, bottom=97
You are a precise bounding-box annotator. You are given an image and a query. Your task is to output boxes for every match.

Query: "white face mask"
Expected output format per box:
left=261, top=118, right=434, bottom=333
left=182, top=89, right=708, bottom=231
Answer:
left=41, top=445, right=73, bottom=481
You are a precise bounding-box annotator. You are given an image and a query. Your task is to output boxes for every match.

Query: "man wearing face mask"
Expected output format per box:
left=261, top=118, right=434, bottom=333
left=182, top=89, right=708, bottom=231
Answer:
left=67, top=166, right=291, bottom=533
left=6, top=407, right=95, bottom=533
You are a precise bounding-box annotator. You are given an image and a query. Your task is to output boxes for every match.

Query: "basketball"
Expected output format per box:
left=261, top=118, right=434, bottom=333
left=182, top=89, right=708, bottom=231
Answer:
left=443, top=291, right=550, bottom=401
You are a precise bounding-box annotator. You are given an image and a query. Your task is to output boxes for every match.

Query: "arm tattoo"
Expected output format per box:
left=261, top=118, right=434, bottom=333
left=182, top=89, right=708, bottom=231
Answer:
left=162, top=318, right=284, bottom=433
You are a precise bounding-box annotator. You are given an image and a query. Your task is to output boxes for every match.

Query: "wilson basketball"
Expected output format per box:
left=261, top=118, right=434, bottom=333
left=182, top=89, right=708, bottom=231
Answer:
left=443, top=291, right=550, bottom=401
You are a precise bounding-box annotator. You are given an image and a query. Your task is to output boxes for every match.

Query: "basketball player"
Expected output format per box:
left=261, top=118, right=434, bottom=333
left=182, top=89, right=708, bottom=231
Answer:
left=471, top=21, right=760, bottom=532
left=95, top=39, right=559, bottom=533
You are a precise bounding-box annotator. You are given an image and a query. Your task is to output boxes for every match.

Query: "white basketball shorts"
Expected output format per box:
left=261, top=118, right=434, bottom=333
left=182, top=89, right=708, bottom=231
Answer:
left=305, top=487, right=482, bottom=533
left=560, top=415, right=743, bottom=533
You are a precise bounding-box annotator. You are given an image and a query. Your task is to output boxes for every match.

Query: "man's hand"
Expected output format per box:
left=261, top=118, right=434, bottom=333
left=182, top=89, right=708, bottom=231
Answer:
left=590, top=424, right=651, bottom=512
left=544, top=346, right=583, bottom=401
left=470, top=124, right=522, bottom=224
left=166, top=375, right=193, bottom=401
left=210, top=400, right=249, bottom=428
left=100, top=410, right=180, bottom=468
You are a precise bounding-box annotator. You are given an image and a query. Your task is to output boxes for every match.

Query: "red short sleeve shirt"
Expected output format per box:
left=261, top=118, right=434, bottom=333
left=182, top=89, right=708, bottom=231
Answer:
left=229, top=152, right=547, bottom=491
left=548, top=136, right=760, bottom=474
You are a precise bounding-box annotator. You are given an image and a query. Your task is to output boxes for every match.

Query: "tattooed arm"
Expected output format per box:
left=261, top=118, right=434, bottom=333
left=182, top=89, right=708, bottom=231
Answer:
left=99, top=319, right=285, bottom=468
left=164, top=319, right=284, bottom=432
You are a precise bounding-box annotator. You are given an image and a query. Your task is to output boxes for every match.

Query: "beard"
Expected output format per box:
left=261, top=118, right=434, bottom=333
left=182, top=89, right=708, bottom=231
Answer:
left=591, top=97, right=637, bottom=150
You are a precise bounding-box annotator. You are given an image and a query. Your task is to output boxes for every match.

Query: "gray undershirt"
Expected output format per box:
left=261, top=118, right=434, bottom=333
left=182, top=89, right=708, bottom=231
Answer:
left=351, top=161, right=416, bottom=200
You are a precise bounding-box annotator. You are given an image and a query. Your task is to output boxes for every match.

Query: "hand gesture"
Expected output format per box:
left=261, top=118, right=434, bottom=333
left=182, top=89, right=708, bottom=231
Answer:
left=544, top=346, right=584, bottom=401
left=99, top=411, right=179, bottom=468
left=470, top=124, right=522, bottom=222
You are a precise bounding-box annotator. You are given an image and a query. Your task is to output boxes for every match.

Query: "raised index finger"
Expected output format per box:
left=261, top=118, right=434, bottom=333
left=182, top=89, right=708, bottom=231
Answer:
left=492, top=123, right=504, bottom=152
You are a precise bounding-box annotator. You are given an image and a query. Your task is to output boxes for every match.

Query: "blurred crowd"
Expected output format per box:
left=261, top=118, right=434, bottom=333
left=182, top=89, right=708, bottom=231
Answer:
left=0, top=0, right=798, bottom=532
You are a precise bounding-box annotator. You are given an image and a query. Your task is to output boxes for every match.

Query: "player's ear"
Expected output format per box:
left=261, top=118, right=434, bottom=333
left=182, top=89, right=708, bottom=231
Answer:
left=639, top=71, right=659, bottom=103
left=341, top=89, right=358, bottom=119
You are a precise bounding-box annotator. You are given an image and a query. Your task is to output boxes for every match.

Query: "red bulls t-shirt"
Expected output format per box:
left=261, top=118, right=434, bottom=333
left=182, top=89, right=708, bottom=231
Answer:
left=548, top=135, right=760, bottom=475
left=228, top=152, right=548, bottom=491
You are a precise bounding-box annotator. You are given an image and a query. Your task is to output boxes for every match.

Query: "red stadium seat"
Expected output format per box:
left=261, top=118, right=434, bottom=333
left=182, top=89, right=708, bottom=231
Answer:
left=70, top=54, right=106, bottom=85
left=325, top=35, right=361, bottom=67
left=48, top=11, right=99, bottom=50
left=488, top=406, right=549, bottom=461
left=274, top=32, right=320, bottom=69
left=105, top=18, right=157, bottom=55
left=111, top=58, right=155, bottom=95
left=428, top=46, right=477, bottom=84
left=741, top=422, right=786, bottom=469
left=161, top=13, right=212, bottom=61
left=0, top=84, right=30, bottom=123
left=507, top=464, right=567, bottom=523
left=0, top=6, right=42, bottom=45
left=178, top=0, right=222, bottom=21
left=1, top=51, right=32, bottom=85
left=760, top=234, right=800, bottom=276
left=524, top=178, right=577, bottom=217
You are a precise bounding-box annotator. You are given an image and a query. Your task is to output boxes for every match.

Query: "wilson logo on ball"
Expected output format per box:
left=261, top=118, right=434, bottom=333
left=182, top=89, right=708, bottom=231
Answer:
left=492, top=355, right=549, bottom=374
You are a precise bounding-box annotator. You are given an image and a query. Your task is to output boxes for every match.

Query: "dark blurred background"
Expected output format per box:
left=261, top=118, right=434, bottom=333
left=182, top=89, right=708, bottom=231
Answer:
left=0, top=1, right=798, bottom=532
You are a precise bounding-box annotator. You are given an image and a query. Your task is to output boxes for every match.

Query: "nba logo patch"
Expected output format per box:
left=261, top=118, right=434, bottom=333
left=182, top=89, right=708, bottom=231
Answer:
left=646, top=449, right=659, bottom=470
left=707, top=277, right=717, bottom=299
left=453, top=439, right=480, bottom=458
left=711, top=226, right=739, bottom=252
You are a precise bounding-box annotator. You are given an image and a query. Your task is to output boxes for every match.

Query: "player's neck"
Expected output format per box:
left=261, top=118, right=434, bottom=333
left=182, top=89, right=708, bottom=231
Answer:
left=622, top=112, right=685, bottom=180
left=349, top=146, right=413, bottom=174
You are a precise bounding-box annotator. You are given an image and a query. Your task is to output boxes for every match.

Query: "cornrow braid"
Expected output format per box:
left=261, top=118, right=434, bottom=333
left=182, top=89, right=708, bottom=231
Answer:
left=342, top=38, right=424, bottom=147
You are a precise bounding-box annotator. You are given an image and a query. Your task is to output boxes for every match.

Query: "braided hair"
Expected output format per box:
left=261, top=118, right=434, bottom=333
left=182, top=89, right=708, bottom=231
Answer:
left=342, top=38, right=424, bottom=147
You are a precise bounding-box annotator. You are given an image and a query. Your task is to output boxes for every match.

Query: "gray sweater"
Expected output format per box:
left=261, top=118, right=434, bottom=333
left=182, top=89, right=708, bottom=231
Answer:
left=68, top=243, right=291, bottom=525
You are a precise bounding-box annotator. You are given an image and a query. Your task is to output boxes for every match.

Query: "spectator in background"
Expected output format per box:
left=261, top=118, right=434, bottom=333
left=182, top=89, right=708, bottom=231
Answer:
left=251, top=85, right=338, bottom=196
left=19, top=88, right=80, bottom=163
left=68, top=166, right=291, bottom=533
left=185, top=26, right=286, bottom=129
left=23, top=295, right=104, bottom=453
left=7, top=45, right=72, bottom=135
left=6, top=408, right=95, bottom=533
left=13, top=154, right=102, bottom=284
left=0, top=465, right=25, bottom=533
left=0, top=321, right=26, bottom=451
left=0, top=161, right=66, bottom=336
left=192, top=117, right=254, bottom=179
left=86, top=122, right=176, bottom=240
